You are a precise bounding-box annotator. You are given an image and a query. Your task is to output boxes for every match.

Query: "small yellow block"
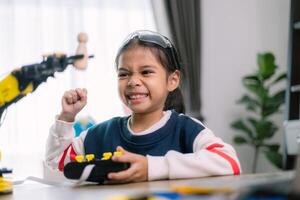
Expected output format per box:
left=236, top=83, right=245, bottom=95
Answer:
left=86, top=154, right=95, bottom=162
left=0, top=177, right=13, bottom=194
left=75, top=155, right=85, bottom=163
left=101, top=152, right=112, bottom=160
left=172, top=185, right=234, bottom=194
left=113, top=151, right=123, bottom=156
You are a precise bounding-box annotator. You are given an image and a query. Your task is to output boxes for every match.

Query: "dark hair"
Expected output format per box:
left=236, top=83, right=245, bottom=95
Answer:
left=115, top=30, right=185, bottom=114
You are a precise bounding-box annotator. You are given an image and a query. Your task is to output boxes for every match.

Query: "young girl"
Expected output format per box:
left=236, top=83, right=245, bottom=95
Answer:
left=45, top=30, right=241, bottom=183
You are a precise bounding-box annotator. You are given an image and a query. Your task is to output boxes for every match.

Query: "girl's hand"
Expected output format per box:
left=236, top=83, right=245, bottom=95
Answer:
left=106, top=146, right=148, bottom=184
left=58, top=88, right=87, bottom=122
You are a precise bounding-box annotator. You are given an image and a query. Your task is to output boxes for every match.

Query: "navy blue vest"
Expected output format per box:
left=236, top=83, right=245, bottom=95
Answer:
left=84, top=111, right=205, bottom=159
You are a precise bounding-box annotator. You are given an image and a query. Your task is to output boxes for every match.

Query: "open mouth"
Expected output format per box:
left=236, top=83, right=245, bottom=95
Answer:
left=126, top=93, right=149, bottom=104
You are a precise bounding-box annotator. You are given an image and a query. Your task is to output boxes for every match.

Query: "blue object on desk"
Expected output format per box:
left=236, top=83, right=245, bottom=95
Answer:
left=152, top=192, right=181, bottom=200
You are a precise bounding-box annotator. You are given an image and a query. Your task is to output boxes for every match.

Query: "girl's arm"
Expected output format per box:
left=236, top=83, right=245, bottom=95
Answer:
left=45, top=88, right=88, bottom=171
left=147, top=128, right=241, bottom=181
left=45, top=117, right=86, bottom=171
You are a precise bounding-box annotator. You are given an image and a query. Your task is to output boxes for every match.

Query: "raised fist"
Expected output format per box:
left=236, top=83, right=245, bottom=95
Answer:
left=58, top=88, right=87, bottom=122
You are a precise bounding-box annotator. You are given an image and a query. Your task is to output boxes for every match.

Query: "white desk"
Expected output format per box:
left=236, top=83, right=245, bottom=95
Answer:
left=1, top=171, right=295, bottom=200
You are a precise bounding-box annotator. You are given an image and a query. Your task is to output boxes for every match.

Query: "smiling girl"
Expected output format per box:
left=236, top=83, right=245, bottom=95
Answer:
left=45, top=30, right=241, bottom=184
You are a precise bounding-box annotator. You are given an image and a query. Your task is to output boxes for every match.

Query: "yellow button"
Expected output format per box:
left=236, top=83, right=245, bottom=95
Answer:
left=75, top=155, right=84, bottom=163
left=113, top=151, right=123, bottom=156
left=101, top=152, right=112, bottom=160
left=86, top=154, right=95, bottom=162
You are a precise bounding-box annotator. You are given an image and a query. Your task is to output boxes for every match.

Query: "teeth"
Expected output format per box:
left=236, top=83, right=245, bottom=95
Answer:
left=129, top=94, right=147, bottom=99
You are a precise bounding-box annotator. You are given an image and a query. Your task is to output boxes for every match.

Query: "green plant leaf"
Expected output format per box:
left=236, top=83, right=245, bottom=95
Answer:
left=262, top=105, right=280, bottom=118
left=270, top=90, right=285, bottom=105
left=231, top=120, right=253, bottom=139
left=262, top=90, right=285, bottom=117
left=262, top=143, right=280, bottom=151
left=270, top=72, right=287, bottom=85
left=242, top=75, right=260, bottom=93
left=234, top=136, right=248, bottom=144
left=257, top=53, right=277, bottom=80
left=242, top=75, right=268, bottom=101
left=237, top=95, right=260, bottom=112
left=264, top=150, right=283, bottom=169
left=247, top=118, right=277, bottom=140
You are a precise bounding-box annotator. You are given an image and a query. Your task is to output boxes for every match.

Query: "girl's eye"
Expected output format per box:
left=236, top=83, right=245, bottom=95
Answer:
left=118, top=72, right=129, bottom=78
left=142, top=70, right=154, bottom=75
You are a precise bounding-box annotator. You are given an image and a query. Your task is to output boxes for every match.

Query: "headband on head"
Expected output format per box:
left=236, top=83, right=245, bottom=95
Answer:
left=119, top=30, right=181, bottom=71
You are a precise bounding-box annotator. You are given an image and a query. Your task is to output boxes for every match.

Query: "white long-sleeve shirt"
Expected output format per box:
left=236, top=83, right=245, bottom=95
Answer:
left=45, top=110, right=241, bottom=181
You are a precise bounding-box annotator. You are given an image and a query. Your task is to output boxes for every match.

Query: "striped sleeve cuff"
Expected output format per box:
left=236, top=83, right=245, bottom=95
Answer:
left=147, top=155, right=169, bottom=181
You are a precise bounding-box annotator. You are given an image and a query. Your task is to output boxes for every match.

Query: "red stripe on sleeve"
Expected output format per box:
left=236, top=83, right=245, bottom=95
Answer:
left=69, top=145, right=77, bottom=161
left=206, top=143, right=240, bottom=175
left=206, top=143, right=224, bottom=150
left=58, top=144, right=71, bottom=171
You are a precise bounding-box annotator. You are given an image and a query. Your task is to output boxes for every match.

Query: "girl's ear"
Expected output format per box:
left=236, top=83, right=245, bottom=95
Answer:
left=167, top=70, right=180, bottom=92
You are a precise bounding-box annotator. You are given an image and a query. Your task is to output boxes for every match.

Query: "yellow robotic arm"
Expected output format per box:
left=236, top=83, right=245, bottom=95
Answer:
left=0, top=32, right=92, bottom=194
left=0, top=32, right=91, bottom=120
left=0, top=73, right=33, bottom=107
left=0, top=53, right=93, bottom=194
left=0, top=54, right=91, bottom=119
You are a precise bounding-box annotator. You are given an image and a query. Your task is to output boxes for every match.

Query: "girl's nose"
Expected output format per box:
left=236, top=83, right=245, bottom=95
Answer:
left=127, top=75, right=141, bottom=87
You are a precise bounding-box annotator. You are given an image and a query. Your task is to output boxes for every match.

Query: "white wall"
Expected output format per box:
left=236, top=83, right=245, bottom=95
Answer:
left=201, top=0, right=290, bottom=173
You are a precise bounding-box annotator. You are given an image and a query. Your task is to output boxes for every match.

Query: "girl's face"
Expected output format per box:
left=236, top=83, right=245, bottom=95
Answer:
left=117, top=45, right=179, bottom=114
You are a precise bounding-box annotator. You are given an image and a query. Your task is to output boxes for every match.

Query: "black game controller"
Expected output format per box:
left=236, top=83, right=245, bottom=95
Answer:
left=63, top=152, right=130, bottom=183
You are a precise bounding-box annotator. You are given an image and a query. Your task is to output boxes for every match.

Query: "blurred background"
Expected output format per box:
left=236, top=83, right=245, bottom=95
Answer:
left=0, top=0, right=291, bottom=179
